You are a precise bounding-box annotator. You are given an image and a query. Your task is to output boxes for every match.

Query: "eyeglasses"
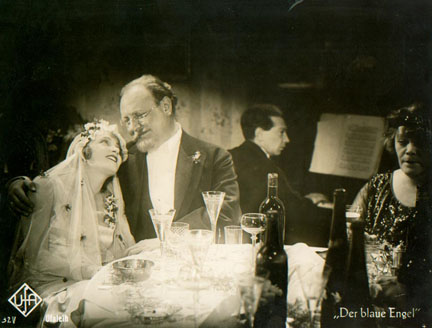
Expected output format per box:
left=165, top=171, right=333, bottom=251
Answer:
left=121, top=107, right=155, bottom=127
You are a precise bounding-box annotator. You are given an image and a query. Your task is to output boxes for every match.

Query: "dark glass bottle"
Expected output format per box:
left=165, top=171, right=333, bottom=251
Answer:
left=259, top=173, right=285, bottom=246
left=321, top=188, right=349, bottom=328
left=255, top=191, right=288, bottom=328
left=342, top=220, right=373, bottom=327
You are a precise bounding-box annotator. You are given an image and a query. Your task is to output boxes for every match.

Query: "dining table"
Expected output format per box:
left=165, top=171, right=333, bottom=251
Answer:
left=57, top=239, right=326, bottom=328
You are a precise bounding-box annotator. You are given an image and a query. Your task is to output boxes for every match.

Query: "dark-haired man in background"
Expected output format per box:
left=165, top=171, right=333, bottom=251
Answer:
left=230, top=104, right=328, bottom=245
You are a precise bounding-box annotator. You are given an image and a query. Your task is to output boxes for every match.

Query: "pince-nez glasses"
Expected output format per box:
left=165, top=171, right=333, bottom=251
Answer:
left=121, top=107, right=155, bottom=127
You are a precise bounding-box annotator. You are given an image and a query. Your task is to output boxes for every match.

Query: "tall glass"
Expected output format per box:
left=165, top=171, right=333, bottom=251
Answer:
left=186, top=229, right=214, bottom=281
left=297, top=263, right=331, bottom=327
left=241, top=213, right=266, bottom=268
left=345, top=204, right=362, bottom=221
left=345, top=205, right=362, bottom=241
left=202, top=191, right=225, bottom=243
left=149, top=209, right=176, bottom=257
left=237, top=275, right=265, bottom=328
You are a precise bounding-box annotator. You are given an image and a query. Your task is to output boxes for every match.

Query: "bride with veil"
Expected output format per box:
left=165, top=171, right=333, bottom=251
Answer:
left=8, top=120, right=135, bottom=325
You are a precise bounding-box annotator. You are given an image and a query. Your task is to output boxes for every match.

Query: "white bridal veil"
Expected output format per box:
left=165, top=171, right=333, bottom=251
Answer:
left=10, top=121, right=135, bottom=293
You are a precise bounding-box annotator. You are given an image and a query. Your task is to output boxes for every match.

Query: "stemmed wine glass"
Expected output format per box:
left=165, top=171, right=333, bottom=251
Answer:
left=237, top=275, right=266, bottom=328
left=296, top=263, right=331, bottom=327
left=186, top=229, right=214, bottom=284
left=202, top=191, right=225, bottom=243
left=182, top=229, right=213, bottom=328
left=149, top=209, right=176, bottom=257
left=241, top=213, right=266, bottom=269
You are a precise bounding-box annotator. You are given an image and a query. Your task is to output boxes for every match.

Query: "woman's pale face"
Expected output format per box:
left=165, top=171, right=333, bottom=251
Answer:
left=395, top=127, right=430, bottom=179
left=86, top=133, right=121, bottom=176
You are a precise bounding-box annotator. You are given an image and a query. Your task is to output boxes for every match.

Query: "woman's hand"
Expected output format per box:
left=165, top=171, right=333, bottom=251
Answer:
left=260, top=279, right=283, bottom=306
left=372, top=276, right=407, bottom=309
left=125, top=239, right=160, bottom=256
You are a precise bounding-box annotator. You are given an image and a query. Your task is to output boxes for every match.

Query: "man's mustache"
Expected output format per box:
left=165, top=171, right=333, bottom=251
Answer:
left=130, top=128, right=146, bottom=142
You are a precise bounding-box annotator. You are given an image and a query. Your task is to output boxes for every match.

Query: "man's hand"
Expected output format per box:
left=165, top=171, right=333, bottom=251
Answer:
left=7, top=177, right=36, bottom=216
left=304, top=193, right=329, bottom=205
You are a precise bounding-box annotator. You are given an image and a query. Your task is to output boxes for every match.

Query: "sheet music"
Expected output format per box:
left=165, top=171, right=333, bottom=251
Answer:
left=310, top=114, right=385, bottom=179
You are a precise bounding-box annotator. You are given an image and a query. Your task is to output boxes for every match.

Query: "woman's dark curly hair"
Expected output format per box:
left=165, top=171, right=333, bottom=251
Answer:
left=384, top=103, right=432, bottom=153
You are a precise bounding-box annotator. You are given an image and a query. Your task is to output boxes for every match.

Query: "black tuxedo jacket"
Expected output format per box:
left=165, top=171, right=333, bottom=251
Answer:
left=230, top=140, right=321, bottom=244
left=118, top=131, right=241, bottom=242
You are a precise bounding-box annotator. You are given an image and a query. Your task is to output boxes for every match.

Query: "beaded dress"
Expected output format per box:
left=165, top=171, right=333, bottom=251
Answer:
left=353, top=172, right=417, bottom=246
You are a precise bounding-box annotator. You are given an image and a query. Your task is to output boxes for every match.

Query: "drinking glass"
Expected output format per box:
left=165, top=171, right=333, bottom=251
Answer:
left=390, top=244, right=405, bottom=276
left=167, top=222, right=189, bottom=258
left=170, top=222, right=190, bottom=236
left=237, top=275, right=265, bottom=328
left=296, top=263, right=331, bottom=327
left=345, top=205, right=362, bottom=241
left=202, top=191, right=225, bottom=243
left=345, top=204, right=362, bottom=221
left=224, top=225, right=243, bottom=244
left=186, top=229, right=214, bottom=281
left=149, top=209, right=176, bottom=257
left=241, top=213, right=266, bottom=268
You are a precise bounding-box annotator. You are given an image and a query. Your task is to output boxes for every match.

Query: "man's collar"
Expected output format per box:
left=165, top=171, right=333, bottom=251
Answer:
left=251, top=140, right=271, bottom=158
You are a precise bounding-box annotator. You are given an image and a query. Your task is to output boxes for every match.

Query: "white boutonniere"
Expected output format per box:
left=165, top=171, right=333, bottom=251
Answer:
left=191, top=151, right=202, bottom=164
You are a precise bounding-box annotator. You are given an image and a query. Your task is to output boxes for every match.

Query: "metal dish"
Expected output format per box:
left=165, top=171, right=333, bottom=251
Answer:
left=112, top=259, right=154, bottom=283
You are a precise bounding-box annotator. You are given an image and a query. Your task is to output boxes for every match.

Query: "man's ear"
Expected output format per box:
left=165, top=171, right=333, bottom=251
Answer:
left=254, top=127, right=263, bottom=141
left=160, top=96, right=173, bottom=116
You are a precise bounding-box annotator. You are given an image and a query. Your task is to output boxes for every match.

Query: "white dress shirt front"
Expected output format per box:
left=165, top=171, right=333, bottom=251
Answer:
left=146, top=123, right=182, bottom=212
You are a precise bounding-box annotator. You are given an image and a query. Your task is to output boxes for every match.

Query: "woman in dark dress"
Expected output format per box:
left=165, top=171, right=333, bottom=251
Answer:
left=353, top=104, right=432, bottom=326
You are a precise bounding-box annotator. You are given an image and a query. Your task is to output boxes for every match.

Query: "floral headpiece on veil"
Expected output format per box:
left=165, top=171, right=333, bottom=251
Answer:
left=46, top=119, right=132, bottom=280
left=67, top=119, right=128, bottom=162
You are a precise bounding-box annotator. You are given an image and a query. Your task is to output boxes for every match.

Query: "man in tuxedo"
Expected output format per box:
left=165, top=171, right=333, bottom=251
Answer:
left=230, top=104, right=328, bottom=245
left=117, top=75, right=240, bottom=241
left=8, top=75, right=241, bottom=242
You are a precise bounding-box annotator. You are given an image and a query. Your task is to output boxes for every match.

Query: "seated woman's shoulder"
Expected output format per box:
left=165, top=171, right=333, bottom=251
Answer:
left=33, top=173, right=54, bottom=187
left=369, top=171, right=393, bottom=185
left=30, top=174, right=57, bottom=200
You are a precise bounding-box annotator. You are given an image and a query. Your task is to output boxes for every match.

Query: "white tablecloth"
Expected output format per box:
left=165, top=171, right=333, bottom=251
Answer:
left=68, top=240, right=325, bottom=327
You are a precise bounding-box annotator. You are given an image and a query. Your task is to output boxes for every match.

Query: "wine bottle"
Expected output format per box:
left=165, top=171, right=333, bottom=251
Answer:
left=255, top=199, right=288, bottom=328
left=342, top=219, right=373, bottom=327
left=259, top=173, right=285, bottom=245
left=321, top=188, right=349, bottom=328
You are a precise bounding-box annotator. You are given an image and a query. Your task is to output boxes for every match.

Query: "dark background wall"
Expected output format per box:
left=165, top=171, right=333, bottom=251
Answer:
left=0, top=0, right=430, bottom=312
left=0, top=0, right=430, bottom=201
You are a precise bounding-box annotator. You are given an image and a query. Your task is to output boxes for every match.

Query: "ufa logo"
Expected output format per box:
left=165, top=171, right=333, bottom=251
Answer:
left=8, top=283, right=42, bottom=317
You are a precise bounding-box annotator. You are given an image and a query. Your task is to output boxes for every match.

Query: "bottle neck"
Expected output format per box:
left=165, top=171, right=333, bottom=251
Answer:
left=329, top=189, right=347, bottom=244
left=350, top=221, right=366, bottom=252
left=267, top=174, right=279, bottom=198
left=267, top=185, right=278, bottom=198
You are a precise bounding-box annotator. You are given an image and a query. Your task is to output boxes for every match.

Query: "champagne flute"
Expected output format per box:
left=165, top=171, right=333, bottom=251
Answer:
left=241, top=213, right=266, bottom=269
left=202, top=191, right=225, bottom=243
left=149, top=209, right=176, bottom=257
left=237, top=275, right=265, bottom=328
